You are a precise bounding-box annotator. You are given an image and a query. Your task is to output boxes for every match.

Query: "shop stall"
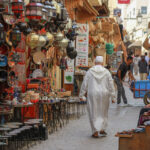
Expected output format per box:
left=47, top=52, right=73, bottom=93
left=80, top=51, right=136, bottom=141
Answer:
left=0, top=0, right=88, bottom=149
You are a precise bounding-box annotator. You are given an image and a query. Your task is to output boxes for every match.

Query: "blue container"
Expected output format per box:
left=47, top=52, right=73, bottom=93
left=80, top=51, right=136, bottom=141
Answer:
left=134, top=80, right=150, bottom=98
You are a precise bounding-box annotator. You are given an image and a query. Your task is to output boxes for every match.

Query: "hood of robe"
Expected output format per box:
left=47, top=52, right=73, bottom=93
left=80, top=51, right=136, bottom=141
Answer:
left=90, top=65, right=108, bottom=80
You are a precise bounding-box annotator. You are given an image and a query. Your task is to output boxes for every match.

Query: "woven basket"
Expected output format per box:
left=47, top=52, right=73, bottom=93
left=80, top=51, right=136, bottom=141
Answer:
left=96, top=20, right=102, bottom=33
left=95, top=47, right=106, bottom=56
left=89, top=22, right=96, bottom=33
left=143, top=37, right=150, bottom=50
left=102, top=22, right=113, bottom=32
left=113, top=23, right=120, bottom=34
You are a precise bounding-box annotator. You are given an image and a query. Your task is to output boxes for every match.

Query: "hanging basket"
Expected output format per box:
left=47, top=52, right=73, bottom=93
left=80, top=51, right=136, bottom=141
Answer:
left=95, top=48, right=106, bottom=56
left=143, top=37, right=150, bottom=50
left=96, top=20, right=102, bottom=33
left=102, top=22, right=113, bottom=33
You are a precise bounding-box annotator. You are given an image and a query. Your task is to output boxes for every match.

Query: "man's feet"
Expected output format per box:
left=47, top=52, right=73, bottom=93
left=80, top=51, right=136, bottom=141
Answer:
left=92, top=132, right=99, bottom=138
left=99, top=130, right=107, bottom=136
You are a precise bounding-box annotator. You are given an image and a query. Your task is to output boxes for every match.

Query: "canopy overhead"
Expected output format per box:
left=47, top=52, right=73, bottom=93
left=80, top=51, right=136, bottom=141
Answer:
left=128, top=41, right=142, bottom=48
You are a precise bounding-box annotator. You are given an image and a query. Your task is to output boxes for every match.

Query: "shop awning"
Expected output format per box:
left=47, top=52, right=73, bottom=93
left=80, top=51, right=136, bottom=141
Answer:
left=65, top=0, right=99, bottom=23
left=128, top=41, right=142, bottom=48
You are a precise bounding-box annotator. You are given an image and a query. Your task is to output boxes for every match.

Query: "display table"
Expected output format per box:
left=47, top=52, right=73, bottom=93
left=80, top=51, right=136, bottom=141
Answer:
left=117, top=125, right=150, bottom=150
left=13, top=104, right=35, bottom=122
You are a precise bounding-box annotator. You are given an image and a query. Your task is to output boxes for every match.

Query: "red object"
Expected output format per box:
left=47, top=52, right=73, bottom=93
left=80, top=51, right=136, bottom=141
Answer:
left=118, top=0, right=130, bottom=4
left=21, top=104, right=39, bottom=121
left=30, top=99, right=39, bottom=103
left=11, top=0, right=24, bottom=18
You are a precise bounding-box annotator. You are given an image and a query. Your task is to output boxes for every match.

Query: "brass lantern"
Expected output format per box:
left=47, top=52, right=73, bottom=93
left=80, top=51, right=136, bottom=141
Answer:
left=10, top=26, right=21, bottom=48
left=0, top=23, right=5, bottom=44
left=49, top=1, right=56, bottom=19
left=44, top=0, right=52, bottom=21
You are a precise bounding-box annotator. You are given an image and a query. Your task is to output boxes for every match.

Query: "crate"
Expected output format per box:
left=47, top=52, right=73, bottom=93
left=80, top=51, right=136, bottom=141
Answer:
left=134, top=80, right=150, bottom=98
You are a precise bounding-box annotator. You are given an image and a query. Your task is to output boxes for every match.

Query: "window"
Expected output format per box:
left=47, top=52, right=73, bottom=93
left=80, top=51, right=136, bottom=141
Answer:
left=141, top=6, right=147, bottom=14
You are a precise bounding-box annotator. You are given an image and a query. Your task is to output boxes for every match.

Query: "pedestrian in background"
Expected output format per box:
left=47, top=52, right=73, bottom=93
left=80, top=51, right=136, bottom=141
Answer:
left=114, top=56, right=135, bottom=105
left=138, top=56, right=148, bottom=80
left=145, top=52, right=149, bottom=74
left=79, top=56, right=116, bottom=138
left=133, top=55, right=140, bottom=75
left=145, top=52, right=149, bottom=65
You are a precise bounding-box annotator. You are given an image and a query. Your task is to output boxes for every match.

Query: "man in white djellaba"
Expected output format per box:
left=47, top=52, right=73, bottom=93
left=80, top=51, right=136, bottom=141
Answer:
left=79, top=56, right=116, bottom=138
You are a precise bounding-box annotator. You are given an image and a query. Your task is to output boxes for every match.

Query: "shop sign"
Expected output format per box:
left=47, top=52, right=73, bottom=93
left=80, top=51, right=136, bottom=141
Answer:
left=76, top=24, right=89, bottom=67
left=118, top=0, right=130, bottom=4
left=64, top=58, right=74, bottom=84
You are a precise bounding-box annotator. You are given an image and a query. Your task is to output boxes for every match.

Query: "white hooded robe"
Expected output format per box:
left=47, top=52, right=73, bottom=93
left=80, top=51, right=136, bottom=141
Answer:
left=79, top=65, right=116, bottom=134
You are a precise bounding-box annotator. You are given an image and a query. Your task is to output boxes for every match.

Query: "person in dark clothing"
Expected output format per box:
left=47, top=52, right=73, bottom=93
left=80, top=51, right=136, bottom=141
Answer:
left=114, top=56, right=135, bottom=104
left=137, top=104, right=150, bottom=126
left=138, top=56, right=148, bottom=80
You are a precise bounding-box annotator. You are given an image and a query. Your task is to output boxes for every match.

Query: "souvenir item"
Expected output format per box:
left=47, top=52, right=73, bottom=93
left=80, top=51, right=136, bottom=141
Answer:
left=0, top=69, right=7, bottom=82
left=0, top=55, right=7, bottom=67
left=60, top=57, right=67, bottom=70
left=37, top=35, right=47, bottom=49
left=54, top=32, right=64, bottom=41
left=58, top=38, right=69, bottom=48
left=33, top=51, right=45, bottom=65
left=2, top=12, right=16, bottom=25
left=7, top=71, right=17, bottom=87
left=8, top=52, right=20, bottom=68
left=45, top=32, right=54, bottom=48
left=32, top=69, right=43, bottom=78
left=67, top=50, right=77, bottom=59
left=26, top=32, right=39, bottom=49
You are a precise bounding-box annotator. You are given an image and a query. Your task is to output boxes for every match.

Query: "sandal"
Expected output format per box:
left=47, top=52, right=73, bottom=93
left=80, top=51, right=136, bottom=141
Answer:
left=92, top=132, right=99, bottom=138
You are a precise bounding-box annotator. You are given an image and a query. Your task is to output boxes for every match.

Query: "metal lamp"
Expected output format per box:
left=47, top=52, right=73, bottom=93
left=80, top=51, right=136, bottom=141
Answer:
left=26, top=1, right=43, bottom=22
left=0, top=23, right=5, bottom=44
left=49, top=1, right=56, bottom=19
left=10, top=26, right=21, bottom=48
left=11, top=0, right=24, bottom=18
left=44, top=0, right=52, bottom=21
left=0, top=0, right=9, bottom=13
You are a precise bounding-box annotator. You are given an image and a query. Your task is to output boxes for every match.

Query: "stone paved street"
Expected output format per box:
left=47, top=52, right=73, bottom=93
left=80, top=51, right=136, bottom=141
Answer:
left=30, top=80, right=145, bottom=150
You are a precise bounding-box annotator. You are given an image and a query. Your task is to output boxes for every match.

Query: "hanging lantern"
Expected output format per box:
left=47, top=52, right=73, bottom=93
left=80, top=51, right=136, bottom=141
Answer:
left=26, top=1, right=43, bottom=23
left=41, top=8, right=48, bottom=24
left=0, top=23, right=5, bottom=44
left=44, top=1, right=52, bottom=21
left=49, top=1, right=56, bottom=19
left=0, top=0, right=9, bottom=13
left=10, top=26, right=21, bottom=48
left=23, top=26, right=32, bottom=35
left=0, top=4, right=5, bottom=13
left=11, top=0, right=24, bottom=18
left=58, top=3, right=67, bottom=22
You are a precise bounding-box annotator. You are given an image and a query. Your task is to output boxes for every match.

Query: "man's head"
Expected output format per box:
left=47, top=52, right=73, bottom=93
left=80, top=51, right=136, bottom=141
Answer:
left=117, top=12, right=121, bottom=17
left=141, top=55, right=145, bottom=61
left=145, top=52, right=148, bottom=56
left=126, top=56, right=133, bottom=65
left=95, top=56, right=103, bottom=65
